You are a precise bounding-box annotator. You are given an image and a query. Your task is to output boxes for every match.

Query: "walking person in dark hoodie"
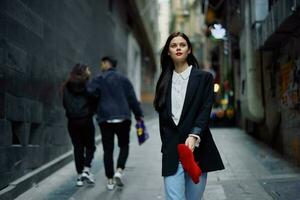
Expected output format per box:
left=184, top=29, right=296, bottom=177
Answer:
left=61, top=63, right=96, bottom=187
left=87, top=56, right=143, bottom=190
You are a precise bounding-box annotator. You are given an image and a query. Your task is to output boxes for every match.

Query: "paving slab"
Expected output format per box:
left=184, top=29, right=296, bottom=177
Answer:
left=16, top=120, right=300, bottom=200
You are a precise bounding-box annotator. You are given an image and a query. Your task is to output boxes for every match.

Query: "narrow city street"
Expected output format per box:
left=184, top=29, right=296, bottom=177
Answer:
left=16, top=118, right=300, bottom=200
left=1, top=1, right=300, bottom=199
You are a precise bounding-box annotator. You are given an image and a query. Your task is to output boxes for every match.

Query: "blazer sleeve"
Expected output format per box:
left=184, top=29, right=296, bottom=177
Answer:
left=190, top=73, right=214, bottom=138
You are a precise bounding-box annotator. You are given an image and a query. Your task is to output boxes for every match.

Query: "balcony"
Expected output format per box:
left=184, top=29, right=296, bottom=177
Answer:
left=255, top=0, right=300, bottom=50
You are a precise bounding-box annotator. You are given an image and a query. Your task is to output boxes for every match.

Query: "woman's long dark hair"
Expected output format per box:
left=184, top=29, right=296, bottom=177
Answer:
left=60, top=63, right=90, bottom=96
left=153, top=32, right=199, bottom=111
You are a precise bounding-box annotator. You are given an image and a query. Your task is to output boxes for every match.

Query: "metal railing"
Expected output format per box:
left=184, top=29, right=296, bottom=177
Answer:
left=254, top=0, right=299, bottom=49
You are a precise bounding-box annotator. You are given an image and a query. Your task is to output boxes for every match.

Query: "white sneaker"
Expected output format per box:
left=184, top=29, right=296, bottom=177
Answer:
left=107, top=179, right=115, bottom=190
left=82, top=171, right=95, bottom=184
left=113, top=168, right=124, bottom=186
left=76, top=174, right=84, bottom=187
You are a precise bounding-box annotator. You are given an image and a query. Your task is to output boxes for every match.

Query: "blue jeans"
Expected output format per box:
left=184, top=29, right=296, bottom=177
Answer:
left=164, top=163, right=207, bottom=200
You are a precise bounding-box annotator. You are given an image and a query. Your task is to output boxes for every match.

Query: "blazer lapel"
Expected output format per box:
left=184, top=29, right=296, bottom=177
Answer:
left=178, top=67, right=201, bottom=125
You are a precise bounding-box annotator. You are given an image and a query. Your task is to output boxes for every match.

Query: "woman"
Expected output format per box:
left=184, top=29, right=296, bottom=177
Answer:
left=154, top=32, right=224, bottom=200
left=61, top=63, right=96, bottom=187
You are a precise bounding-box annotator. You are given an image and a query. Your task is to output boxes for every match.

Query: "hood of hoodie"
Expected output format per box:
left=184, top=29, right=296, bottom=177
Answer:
left=66, top=81, right=86, bottom=94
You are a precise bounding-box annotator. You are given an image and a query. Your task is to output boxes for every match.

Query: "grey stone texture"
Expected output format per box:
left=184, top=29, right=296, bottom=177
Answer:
left=0, top=0, right=145, bottom=191
left=0, top=119, right=11, bottom=145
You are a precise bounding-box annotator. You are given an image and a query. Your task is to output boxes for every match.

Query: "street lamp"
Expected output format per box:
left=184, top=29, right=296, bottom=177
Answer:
left=210, top=23, right=226, bottom=40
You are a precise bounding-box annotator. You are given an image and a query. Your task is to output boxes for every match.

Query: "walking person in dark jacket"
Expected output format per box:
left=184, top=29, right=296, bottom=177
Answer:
left=87, top=56, right=143, bottom=190
left=61, top=63, right=96, bottom=187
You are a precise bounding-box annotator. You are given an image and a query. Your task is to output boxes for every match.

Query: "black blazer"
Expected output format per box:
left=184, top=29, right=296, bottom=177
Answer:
left=159, top=67, right=225, bottom=176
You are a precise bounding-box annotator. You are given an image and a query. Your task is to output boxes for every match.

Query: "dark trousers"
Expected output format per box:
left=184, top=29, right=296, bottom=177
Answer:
left=68, top=117, right=96, bottom=174
left=99, top=120, right=131, bottom=178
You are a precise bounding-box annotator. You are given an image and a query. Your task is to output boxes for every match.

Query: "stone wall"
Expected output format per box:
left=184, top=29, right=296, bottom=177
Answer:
left=0, top=0, right=137, bottom=189
left=259, top=36, right=300, bottom=165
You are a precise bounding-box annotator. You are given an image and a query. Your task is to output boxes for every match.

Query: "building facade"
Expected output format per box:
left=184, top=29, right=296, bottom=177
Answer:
left=169, top=0, right=207, bottom=64
left=202, top=0, right=300, bottom=165
left=250, top=0, right=300, bottom=164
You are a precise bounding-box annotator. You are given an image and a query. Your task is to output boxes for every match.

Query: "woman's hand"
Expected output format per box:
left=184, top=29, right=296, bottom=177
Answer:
left=185, top=136, right=197, bottom=152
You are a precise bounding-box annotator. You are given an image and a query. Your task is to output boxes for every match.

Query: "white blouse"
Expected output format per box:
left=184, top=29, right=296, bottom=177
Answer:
left=171, top=65, right=192, bottom=125
left=171, top=65, right=200, bottom=146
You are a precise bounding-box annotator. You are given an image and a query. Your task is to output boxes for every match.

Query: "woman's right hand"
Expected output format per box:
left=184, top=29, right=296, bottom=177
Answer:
left=185, top=136, right=197, bottom=152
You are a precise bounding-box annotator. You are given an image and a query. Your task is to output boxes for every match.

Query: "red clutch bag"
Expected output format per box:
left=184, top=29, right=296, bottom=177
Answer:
left=177, top=144, right=202, bottom=184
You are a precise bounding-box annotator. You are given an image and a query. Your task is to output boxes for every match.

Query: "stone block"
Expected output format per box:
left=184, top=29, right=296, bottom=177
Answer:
left=0, top=39, right=9, bottom=66
left=43, top=125, right=69, bottom=146
left=42, top=106, right=60, bottom=125
left=42, top=146, right=54, bottom=162
left=4, top=40, right=28, bottom=74
left=43, top=24, right=57, bottom=53
left=32, top=123, right=45, bottom=146
left=0, top=119, right=12, bottom=145
left=0, top=148, right=9, bottom=173
left=0, top=146, right=26, bottom=175
left=5, top=69, right=26, bottom=97
left=0, top=12, right=7, bottom=38
left=18, top=0, right=42, bottom=14
left=29, top=100, right=43, bottom=123
left=0, top=44, right=6, bottom=68
left=0, top=93, right=4, bottom=119
left=50, top=103, right=65, bottom=125
left=5, top=94, right=43, bottom=124
left=0, top=171, right=13, bottom=190
left=41, top=125, right=52, bottom=146
left=0, top=66, right=6, bottom=94
left=5, top=0, right=43, bottom=38
left=0, top=1, right=7, bottom=12
left=5, top=93, right=25, bottom=121
left=20, top=0, right=58, bottom=27
left=3, top=11, right=43, bottom=56
left=26, top=145, right=43, bottom=169
left=28, top=122, right=42, bottom=145
left=23, top=98, right=31, bottom=123
left=10, top=121, right=30, bottom=146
